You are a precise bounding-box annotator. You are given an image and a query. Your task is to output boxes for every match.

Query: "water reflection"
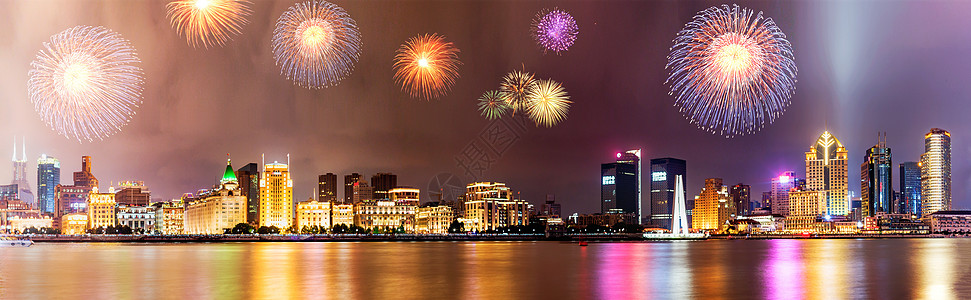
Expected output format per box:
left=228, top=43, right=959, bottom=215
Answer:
left=0, top=240, right=969, bottom=299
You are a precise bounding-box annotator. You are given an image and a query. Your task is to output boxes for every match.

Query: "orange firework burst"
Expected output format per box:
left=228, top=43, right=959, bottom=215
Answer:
left=393, top=33, right=461, bottom=100
left=166, top=0, right=252, bottom=48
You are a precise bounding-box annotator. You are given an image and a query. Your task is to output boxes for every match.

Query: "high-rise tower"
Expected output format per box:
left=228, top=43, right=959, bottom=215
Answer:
left=11, top=137, right=34, bottom=207
left=649, top=158, right=687, bottom=228
left=805, top=131, right=848, bottom=216
left=259, top=155, right=293, bottom=229
left=899, top=162, right=921, bottom=216
left=861, top=133, right=892, bottom=218
left=601, top=150, right=641, bottom=223
left=920, top=128, right=951, bottom=215
left=37, top=154, right=60, bottom=214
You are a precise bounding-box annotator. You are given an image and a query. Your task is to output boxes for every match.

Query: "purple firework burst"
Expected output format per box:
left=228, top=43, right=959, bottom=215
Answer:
left=531, top=9, right=578, bottom=54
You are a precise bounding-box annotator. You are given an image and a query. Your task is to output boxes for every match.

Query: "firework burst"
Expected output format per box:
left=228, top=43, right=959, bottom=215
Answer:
left=666, top=4, right=797, bottom=138
left=273, top=0, right=361, bottom=89
left=498, top=70, right=536, bottom=114
left=526, top=79, right=571, bottom=127
left=477, top=90, right=509, bottom=120
left=393, top=33, right=461, bottom=100
left=28, top=26, right=144, bottom=143
left=531, top=8, right=578, bottom=54
left=166, top=0, right=252, bottom=48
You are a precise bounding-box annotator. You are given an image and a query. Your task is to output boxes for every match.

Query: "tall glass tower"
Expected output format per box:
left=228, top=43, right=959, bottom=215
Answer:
left=899, top=162, right=921, bottom=216
left=861, top=133, right=892, bottom=218
left=601, top=150, right=640, bottom=223
left=920, top=128, right=951, bottom=215
left=36, top=154, right=60, bottom=214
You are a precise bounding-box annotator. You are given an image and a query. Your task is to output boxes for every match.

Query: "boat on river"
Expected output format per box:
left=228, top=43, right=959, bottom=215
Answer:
left=0, top=236, right=33, bottom=247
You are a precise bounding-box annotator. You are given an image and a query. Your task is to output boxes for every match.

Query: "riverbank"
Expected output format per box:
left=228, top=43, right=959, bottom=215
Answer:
left=11, top=233, right=966, bottom=243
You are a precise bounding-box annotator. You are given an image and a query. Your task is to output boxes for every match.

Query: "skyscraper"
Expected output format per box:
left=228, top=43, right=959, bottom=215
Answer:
left=921, top=128, right=951, bottom=215
left=11, top=137, right=34, bottom=208
left=318, top=173, right=337, bottom=202
left=692, top=178, right=733, bottom=231
left=114, top=181, right=150, bottom=206
left=601, top=150, right=641, bottom=223
left=861, top=134, right=892, bottom=218
left=770, top=171, right=804, bottom=216
left=55, top=155, right=98, bottom=219
left=805, top=131, right=849, bottom=216
left=344, top=173, right=362, bottom=203
left=899, top=162, right=921, bottom=216
left=236, top=163, right=260, bottom=224
left=259, top=156, right=293, bottom=229
left=730, top=184, right=750, bottom=216
left=371, top=173, right=398, bottom=200
left=73, top=156, right=98, bottom=189
left=649, top=157, right=687, bottom=229
left=37, top=154, right=60, bottom=214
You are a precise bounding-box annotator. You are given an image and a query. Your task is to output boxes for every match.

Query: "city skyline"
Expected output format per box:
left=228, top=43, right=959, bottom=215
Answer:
left=2, top=1, right=971, bottom=215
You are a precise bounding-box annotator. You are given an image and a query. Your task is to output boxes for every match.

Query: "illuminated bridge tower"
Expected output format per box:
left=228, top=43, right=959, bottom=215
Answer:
left=672, top=175, right=689, bottom=235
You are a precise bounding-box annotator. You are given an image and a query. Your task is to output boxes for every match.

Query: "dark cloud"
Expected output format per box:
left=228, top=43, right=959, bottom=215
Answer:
left=3, top=0, right=971, bottom=216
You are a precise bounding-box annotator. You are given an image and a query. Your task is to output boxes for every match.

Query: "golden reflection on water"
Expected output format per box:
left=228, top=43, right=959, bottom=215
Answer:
left=0, top=240, right=970, bottom=299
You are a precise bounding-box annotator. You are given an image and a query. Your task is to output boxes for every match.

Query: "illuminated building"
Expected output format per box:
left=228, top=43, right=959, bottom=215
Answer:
left=155, top=200, right=184, bottom=234
left=354, top=200, right=416, bottom=232
left=805, top=131, right=848, bottom=216
left=921, top=128, right=951, bottom=215
left=36, top=154, right=60, bottom=214
left=371, top=173, right=397, bottom=200
left=116, top=204, right=156, bottom=233
left=7, top=216, right=53, bottom=233
left=332, top=203, right=355, bottom=227
left=735, top=214, right=785, bottom=232
left=691, top=178, right=733, bottom=231
left=87, top=188, right=116, bottom=229
left=899, top=162, right=921, bottom=216
left=11, top=137, right=34, bottom=208
left=236, top=163, right=260, bottom=224
left=185, top=159, right=247, bottom=234
left=927, top=211, right=971, bottom=233
left=296, top=199, right=332, bottom=232
left=259, top=156, right=293, bottom=229
left=770, top=171, right=804, bottom=216
left=60, top=213, right=88, bottom=235
left=861, top=134, right=892, bottom=218
left=786, top=188, right=826, bottom=232
left=54, top=156, right=99, bottom=223
left=601, top=150, right=641, bottom=223
left=415, top=203, right=453, bottom=234
left=317, top=173, right=337, bottom=202
left=343, top=173, right=362, bottom=203
left=352, top=180, right=374, bottom=204
left=463, top=182, right=529, bottom=232
left=390, top=187, right=420, bottom=206
left=649, top=157, right=687, bottom=229
left=730, top=184, right=751, bottom=216
left=114, top=181, right=150, bottom=206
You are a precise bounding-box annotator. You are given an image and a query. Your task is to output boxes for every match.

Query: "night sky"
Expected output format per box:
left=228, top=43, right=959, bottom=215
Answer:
left=2, top=0, right=971, bottom=216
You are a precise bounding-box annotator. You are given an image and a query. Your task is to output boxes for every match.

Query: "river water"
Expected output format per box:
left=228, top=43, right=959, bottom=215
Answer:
left=1, top=239, right=969, bottom=299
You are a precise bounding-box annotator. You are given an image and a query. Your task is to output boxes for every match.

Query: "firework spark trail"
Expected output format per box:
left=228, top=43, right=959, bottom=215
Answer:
left=166, top=0, right=252, bottom=48
left=499, top=70, right=536, bottom=115
left=273, top=0, right=361, bottom=89
left=477, top=90, right=509, bottom=120
left=526, top=79, right=571, bottom=127
left=531, top=8, right=578, bottom=54
left=28, top=26, right=144, bottom=143
left=393, top=33, right=462, bottom=100
left=666, top=4, right=797, bottom=138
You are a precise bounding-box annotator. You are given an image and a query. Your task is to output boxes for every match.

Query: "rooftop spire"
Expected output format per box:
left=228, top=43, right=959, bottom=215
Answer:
left=221, top=154, right=237, bottom=184
left=12, top=136, right=16, bottom=162
left=22, top=136, right=26, bottom=161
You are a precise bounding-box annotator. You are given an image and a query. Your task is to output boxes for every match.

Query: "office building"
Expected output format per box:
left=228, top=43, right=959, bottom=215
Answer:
left=861, top=134, right=892, bottom=218
left=36, top=154, right=60, bottom=214
left=390, top=187, right=420, bottom=206
left=542, top=195, right=562, bottom=218
left=155, top=200, right=184, bottom=234
left=236, top=163, right=260, bottom=224
left=184, top=159, right=247, bottom=234
left=649, top=157, right=686, bottom=229
left=60, top=213, right=88, bottom=235
left=116, top=205, right=156, bottom=233
left=371, top=173, right=397, bottom=200
left=87, top=189, right=116, bottom=229
left=114, top=181, right=150, bottom=206
left=259, top=157, right=294, bottom=229
left=770, top=171, right=804, bottom=216
left=921, top=128, right=951, bottom=215
left=317, top=173, right=337, bottom=202
left=899, top=162, right=921, bottom=216
left=343, top=173, right=362, bottom=203
left=805, top=131, right=849, bottom=216
left=354, top=200, right=417, bottom=233
left=464, top=182, right=530, bottom=232
left=730, top=184, right=750, bottom=216
left=601, top=150, right=641, bottom=223
left=11, top=137, right=34, bottom=208
left=296, top=199, right=332, bottom=232
left=332, top=203, right=355, bottom=227
left=415, top=203, right=454, bottom=234
left=352, top=180, right=374, bottom=204
left=787, top=188, right=827, bottom=232
left=692, top=178, right=733, bottom=231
